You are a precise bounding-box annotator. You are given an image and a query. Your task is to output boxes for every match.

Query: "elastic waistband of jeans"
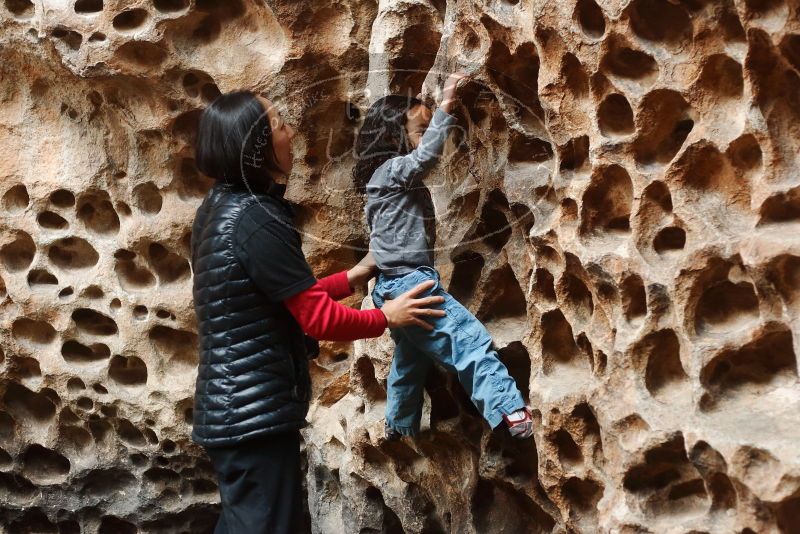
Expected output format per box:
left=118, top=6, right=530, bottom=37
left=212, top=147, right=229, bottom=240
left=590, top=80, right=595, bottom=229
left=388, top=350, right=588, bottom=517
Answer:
left=382, top=265, right=439, bottom=280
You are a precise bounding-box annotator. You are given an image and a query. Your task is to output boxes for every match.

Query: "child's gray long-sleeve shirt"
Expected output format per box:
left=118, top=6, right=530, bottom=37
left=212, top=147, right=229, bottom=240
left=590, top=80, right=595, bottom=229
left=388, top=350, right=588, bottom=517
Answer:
left=364, top=108, right=458, bottom=276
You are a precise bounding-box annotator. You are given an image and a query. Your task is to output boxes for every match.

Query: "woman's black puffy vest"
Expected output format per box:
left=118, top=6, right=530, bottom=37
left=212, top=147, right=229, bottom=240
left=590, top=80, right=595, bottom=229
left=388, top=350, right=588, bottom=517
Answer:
left=190, top=182, right=316, bottom=447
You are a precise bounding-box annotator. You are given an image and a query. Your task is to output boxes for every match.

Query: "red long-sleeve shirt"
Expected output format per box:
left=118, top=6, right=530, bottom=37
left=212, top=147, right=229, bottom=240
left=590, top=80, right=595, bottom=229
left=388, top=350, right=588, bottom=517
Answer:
left=284, top=270, right=387, bottom=342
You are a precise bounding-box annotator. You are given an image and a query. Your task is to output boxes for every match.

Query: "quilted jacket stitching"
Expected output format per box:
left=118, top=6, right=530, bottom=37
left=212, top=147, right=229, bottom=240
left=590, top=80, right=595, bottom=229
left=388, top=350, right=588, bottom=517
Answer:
left=191, top=187, right=309, bottom=446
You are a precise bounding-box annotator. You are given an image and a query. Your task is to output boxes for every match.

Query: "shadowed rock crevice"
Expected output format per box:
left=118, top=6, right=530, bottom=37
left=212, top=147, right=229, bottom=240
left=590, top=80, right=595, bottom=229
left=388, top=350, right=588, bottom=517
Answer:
left=691, top=263, right=760, bottom=336
left=574, top=0, right=605, bottom=39
left=601, top=37, right=659, bottom=88
left=621, top=274, right=647, bottom=325
left=625, top=0, right=692, bottom=47
left=487, top=39, right=544, bottom=125
left=472, top=478, right=556, bottom=533
left=73, top=0, right=102, bottom=14
left=632, top=329, right=688, bottom=399
left=598, top=93, right=634, bottom=136
left=634, top=90, right=693, bottom=166
left=623, top=434, right=709, bottom=517
left=540, top=309, right=587, bottom=375
left=387, top=9, right=442, bottom=96
left=448, top=250, right=484, bottom=306
left=580, top=164, right=633, bottom=237
left=700, top=328, right=797, bottom=407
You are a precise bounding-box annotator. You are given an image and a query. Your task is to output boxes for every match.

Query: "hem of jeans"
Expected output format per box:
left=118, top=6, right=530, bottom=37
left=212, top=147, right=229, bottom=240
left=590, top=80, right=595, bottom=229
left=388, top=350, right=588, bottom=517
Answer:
left=488, top=397, right=527, bottom=429
left=386, top=420, right=419, bottom=437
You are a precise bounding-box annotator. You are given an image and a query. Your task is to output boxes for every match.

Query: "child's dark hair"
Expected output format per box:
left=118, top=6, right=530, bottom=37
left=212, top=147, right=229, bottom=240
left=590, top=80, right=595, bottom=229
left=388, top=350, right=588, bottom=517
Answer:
left=352, top=94, right=424, bottom=194
left=195, top=90, right=282, bottom=190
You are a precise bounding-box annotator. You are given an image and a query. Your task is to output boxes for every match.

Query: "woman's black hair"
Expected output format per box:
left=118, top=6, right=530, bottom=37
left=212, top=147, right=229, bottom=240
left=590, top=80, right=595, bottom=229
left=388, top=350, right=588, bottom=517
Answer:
left=195, top=90, right=282, bottom=191
left=352, top=94, right=424, bottom=194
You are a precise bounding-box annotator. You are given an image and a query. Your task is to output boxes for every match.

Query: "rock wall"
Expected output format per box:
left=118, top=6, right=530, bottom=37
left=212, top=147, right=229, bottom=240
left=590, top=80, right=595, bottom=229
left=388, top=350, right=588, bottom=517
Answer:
left=1, top=0, right=799, bottom=532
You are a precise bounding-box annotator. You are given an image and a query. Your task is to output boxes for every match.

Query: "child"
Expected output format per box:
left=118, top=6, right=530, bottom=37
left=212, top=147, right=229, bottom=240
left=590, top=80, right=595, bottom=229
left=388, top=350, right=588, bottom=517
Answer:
left=353, top=73, right=533, bottom=440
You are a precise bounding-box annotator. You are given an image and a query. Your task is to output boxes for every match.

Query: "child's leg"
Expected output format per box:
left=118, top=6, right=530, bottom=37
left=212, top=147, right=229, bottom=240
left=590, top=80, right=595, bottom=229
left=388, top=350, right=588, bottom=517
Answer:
left=371, top=274, right=432, bottom=437
left=388, top=268, right=526, bottom=429
left=434, top=298, right=526, bottom=429
left=395, top=304, right=525, bottom=429
left=384, top=330, right=433, bottom=436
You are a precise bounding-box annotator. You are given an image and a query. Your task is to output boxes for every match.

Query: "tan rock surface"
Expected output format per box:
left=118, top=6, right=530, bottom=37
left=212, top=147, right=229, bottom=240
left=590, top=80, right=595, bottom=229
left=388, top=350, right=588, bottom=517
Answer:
left=1, top=0, right=799, bottom=532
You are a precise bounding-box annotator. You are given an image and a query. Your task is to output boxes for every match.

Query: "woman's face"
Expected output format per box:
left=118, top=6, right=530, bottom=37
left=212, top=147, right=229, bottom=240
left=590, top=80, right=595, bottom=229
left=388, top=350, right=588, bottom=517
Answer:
left=257, top=96, right=296, bottom=178
left=406, top=104, right=432, bottom=149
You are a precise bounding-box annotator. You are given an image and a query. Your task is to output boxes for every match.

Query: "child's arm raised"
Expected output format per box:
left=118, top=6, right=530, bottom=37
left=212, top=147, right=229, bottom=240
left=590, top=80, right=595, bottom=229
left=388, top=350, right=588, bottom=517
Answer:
left=375, top=73, right=468, bottom=190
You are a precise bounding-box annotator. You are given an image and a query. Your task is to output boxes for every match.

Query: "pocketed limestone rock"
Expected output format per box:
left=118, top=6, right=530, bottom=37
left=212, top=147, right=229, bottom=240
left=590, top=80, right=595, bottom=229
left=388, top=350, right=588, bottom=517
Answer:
left=0, top=0, right=798, bottom=532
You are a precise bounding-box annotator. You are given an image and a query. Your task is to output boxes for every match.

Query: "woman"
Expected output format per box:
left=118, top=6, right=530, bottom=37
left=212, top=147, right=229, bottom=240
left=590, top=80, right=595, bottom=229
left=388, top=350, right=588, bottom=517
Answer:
left=190, top=91, right=446, bottom=534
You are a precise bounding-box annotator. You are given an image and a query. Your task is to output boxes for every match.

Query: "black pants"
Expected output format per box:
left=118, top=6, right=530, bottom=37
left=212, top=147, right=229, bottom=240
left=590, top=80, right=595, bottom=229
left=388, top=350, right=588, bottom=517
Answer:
left=205, top=430, right=305, bottom=534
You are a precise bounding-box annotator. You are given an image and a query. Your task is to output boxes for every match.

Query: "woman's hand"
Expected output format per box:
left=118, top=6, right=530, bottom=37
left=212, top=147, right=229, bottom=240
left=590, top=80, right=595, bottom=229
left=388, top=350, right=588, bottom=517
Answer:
left=347, top=251, right=377, bottom=289
left=440, top=71, right=470, bottom=114
left=379, top=280, right=446, bottom=331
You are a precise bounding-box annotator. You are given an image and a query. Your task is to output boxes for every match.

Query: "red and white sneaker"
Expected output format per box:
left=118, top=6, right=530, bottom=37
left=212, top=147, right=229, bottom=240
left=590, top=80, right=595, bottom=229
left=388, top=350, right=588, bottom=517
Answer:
left=503, top=407, right=533, bottom=439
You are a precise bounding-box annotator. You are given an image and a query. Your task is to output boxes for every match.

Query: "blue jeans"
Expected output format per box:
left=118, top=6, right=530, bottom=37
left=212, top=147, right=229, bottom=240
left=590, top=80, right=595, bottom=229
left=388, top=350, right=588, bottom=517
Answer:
left=371, top=266, right=525, bottom=436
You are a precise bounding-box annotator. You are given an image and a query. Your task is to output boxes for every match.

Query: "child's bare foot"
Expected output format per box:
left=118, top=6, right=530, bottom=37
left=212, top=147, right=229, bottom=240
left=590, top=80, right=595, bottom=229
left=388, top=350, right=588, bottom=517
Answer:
left=503, top=407, right=533, bottom=439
